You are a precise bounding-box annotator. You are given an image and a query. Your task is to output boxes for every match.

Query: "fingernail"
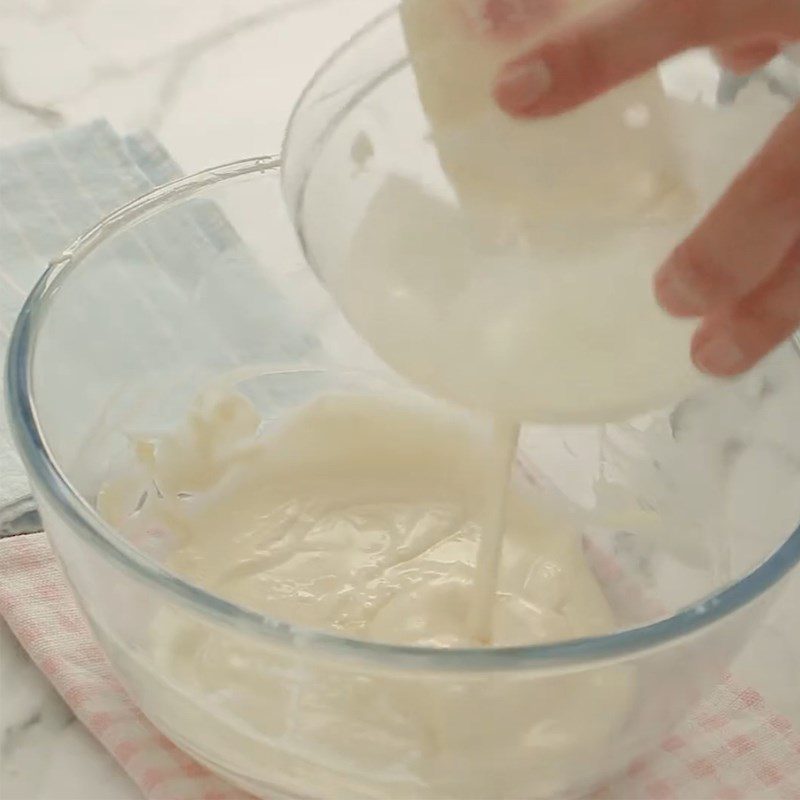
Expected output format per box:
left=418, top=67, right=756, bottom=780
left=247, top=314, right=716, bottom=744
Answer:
left=654, top=261, right=707, bottom=317
left=495, top=58, right=552, bottom=115
left=693, top=331, right=747, bottom=376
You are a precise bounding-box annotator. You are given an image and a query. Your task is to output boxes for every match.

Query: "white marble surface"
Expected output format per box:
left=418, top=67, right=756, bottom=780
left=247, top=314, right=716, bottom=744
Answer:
left=1, top=622, right=139, bottom=799
left=2, top=1, right=800, bottom=799
left=0, top=0, right=380, bottom=171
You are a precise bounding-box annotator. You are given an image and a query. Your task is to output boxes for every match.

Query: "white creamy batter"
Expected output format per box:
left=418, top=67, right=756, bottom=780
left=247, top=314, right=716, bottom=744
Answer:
left=98, top=392, right=616, bottom=646
left=97, top=390, right=632, bottom=798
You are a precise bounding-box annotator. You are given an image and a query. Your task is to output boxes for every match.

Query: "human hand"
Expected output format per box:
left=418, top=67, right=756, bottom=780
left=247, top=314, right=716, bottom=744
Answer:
left=492, top=0, right=800, bottom=377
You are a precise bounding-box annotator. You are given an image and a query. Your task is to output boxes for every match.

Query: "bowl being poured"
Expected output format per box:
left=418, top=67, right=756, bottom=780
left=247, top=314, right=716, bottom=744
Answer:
left=283, top=0, right=792, bottom=423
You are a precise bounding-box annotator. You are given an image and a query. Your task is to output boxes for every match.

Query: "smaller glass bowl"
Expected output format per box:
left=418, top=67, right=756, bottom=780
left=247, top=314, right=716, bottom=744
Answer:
left=282, top=4, right=795, bottom=423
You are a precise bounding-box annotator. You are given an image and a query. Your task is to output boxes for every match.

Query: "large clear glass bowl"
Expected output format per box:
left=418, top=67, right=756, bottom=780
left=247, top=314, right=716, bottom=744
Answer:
left=7, top=152, right=800, bottom=800
left=8, top=8, right=800, bottom=796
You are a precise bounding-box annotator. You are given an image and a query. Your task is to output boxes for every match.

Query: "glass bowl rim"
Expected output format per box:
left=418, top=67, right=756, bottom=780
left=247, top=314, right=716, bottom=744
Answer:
left=7, top=154, right=800, bottom=672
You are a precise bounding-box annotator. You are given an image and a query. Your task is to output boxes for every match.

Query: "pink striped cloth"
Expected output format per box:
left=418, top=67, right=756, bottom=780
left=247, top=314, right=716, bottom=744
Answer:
left=3, top=531, right=800, bottom=800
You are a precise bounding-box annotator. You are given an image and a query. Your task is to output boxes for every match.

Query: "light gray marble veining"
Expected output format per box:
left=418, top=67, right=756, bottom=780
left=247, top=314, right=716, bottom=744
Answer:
left=0, top=0, right=379, bottom=169
left=1, top=621, right=139, bottom=799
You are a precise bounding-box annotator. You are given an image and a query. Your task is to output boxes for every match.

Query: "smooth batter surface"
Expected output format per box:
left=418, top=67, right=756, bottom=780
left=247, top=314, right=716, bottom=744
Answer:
left=97, top=390, right=632, bottom=798
left=99, top=391, right=615, bottom=647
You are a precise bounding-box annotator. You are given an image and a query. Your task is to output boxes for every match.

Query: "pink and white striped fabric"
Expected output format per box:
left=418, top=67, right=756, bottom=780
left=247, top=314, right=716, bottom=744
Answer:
left=3, top=531, right=800, bottom=800
left=0, top=533, right=254, bottom=800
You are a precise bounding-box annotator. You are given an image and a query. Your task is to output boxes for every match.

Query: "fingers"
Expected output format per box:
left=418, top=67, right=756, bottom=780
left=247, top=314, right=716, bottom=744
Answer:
left=484, top=0, right=800, bottom=376
left=661, top=105, right=800, bottom=376
left=461, top=0, right=564, bottom=41
left=655, top=104, right=800, bottom=318
left=714, top=39, right=781, bottom=74
left=692, top=244, right=800, bottom=376
left=494, top=0, right=800, bottom=117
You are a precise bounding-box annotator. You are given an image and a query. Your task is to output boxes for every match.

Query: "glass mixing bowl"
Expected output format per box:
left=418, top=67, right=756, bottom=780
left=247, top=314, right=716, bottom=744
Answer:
left=7, top=154, right=800, bottom=800
left=8, top=7, right=800, bottom=798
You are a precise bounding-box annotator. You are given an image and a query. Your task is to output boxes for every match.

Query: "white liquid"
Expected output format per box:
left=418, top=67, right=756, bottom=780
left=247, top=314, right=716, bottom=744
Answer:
left=336, top=173, right=698, bottom=422
left=400, top=0, right=696, bottom=225
left=469, top=419, right=519, bottom=643
left=97, top=391, right=632, bottom=797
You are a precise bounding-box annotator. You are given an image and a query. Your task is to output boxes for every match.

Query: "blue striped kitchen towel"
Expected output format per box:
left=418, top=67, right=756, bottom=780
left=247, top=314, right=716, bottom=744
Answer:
left=0, top=120, right=314, bottom=516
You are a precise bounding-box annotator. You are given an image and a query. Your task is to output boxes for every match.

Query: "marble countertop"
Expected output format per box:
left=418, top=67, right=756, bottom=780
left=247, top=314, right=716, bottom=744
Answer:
left=2, top=1, right=800, bottom=798
left=0, top=0, right=381, bottom=173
